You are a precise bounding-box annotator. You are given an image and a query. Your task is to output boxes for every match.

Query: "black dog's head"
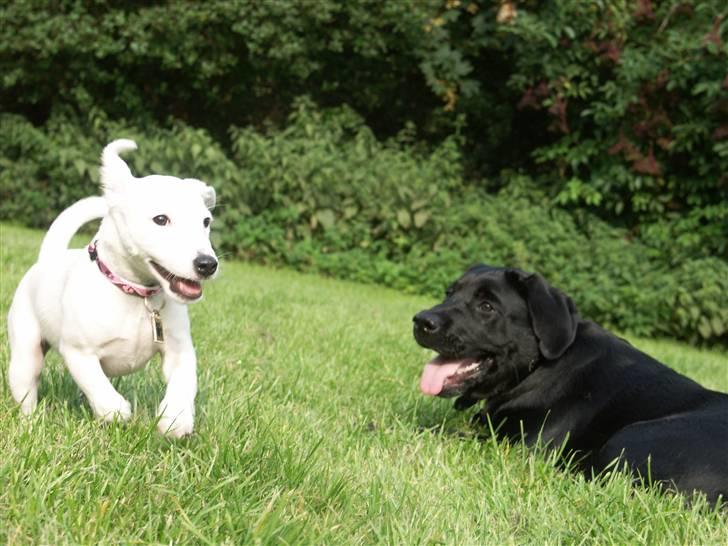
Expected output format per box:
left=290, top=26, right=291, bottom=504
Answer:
left=413, top=265, right=579, bottom=404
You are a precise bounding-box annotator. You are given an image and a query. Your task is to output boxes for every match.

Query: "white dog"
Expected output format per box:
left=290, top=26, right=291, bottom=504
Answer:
left=7, top=139, right=218, bottom=437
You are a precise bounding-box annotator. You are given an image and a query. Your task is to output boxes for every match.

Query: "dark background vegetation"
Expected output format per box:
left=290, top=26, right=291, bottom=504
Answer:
left=1, top=0, right=726, bottom=344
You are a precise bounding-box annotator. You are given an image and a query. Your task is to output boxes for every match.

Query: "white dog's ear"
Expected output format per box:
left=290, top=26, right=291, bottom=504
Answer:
left=100, top=139, right=137, bottom=198
left=201, top=185, right=216, bottom=209
left=185, top=179, right=216, bottom=209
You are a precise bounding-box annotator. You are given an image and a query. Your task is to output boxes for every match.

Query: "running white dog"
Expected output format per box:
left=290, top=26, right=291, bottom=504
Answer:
left=7, top=139, right=218, bottom=437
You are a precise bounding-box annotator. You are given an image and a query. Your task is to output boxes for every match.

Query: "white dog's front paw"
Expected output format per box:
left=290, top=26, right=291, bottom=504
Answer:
left=157, top=403, right=194, bottom=438
left=92, top=396, right=132, bottom=422
left=19, top=396, right=38, bottom=416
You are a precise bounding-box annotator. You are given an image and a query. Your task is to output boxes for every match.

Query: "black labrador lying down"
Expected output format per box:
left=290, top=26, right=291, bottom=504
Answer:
left=413, top=265, right=728, bottom=505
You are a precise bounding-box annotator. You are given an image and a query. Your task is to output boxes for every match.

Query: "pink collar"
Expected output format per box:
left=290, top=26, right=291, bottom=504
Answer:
left=88, top=241, right=161, bottom=298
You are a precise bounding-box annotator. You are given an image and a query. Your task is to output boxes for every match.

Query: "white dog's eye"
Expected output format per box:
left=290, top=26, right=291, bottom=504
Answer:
left=203, top=217, right=211, bottom=228
left=153, top=215, right=170, bottom=226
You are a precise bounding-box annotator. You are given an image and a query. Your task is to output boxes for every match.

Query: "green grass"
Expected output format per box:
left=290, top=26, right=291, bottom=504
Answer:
left=1, top=223, right=727, bottom=545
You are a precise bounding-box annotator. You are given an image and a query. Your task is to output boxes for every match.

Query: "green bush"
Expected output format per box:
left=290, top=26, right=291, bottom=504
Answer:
left=0, top=111, right=238, bottom=227
left=423, top=0, right=728, bottom=254
left=2, top=0, right=726, bottom=345
left=220, top=104, right=728, bottom=346
left=0, top=114, right=101, bottom=227
left=0, top=103, right=725, bottom=345
left=225, top=99, right=463, bottom=258
left=0, top=0, right=440, bottom=140
left=672, top=258, right=728, bottom=343
left=3, top=0, right=724, bottom=251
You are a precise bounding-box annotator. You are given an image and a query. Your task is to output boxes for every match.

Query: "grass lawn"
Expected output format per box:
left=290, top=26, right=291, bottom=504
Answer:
left=1, top=223, right=727, bottom=544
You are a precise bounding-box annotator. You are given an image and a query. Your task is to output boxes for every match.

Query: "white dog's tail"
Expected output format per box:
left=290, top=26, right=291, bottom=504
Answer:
left=100, top=139, right=137, bottom=193
left=38, top=196, right=108, bottom=262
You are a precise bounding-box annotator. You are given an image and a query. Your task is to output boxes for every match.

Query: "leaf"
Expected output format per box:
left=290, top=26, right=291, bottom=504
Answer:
left=710, top=316, right=724, bottom=336
left=397, top=209, right=411, bottom=229
left=411, top=199, right=429, bottom=211
left=697, top=317, right=712, bottom=339
left=316, top=209, right=335, bottom=230
left=73, top=159, right=86, bottom=176
left=413, top=210, right=430, bottom=228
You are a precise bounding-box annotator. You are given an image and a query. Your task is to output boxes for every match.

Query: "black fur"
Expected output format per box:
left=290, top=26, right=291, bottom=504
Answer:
left=413, top=265, right=728, bottom=505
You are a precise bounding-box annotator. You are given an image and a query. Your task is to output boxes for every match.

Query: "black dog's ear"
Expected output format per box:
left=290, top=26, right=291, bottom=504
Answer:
left=518, top=273, right=578, bottom=360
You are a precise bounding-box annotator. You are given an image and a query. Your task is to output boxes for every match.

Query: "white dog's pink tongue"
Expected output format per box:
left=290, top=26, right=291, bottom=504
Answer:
left=171, top=277, right=202, bottom=299
left=420, top=357, right=464, bottom=396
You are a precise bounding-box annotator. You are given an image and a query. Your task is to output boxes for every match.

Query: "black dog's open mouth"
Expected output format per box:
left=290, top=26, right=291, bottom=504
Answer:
left=150, top=261, right=202, bottom=300
left=420, top=355, right=495, bottom=397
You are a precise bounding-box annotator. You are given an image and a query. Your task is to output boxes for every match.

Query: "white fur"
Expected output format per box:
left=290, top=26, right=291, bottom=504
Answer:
left=7, top=139, right=217, bottom=437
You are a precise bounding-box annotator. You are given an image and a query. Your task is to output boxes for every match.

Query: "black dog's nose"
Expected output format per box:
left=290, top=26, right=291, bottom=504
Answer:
left=413, top=311, right=444, bottom=334
left=193, top=254, right=218, bottom=278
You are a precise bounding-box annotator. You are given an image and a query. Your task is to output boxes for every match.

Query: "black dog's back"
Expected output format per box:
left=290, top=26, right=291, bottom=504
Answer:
left=592, top=399, right=728, bottom=504
left=498, top=321, right=728, bottom=504
left=489, top=323, right=708, bottom=437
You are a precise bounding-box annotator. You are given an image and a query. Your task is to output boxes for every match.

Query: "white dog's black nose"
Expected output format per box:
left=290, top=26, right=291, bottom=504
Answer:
left=194, top=254, right=218, bottom=278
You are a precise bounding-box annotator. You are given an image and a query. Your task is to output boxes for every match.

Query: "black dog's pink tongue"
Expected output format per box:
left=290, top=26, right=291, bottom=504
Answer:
left=171, top=277, right=202, bottom=299
left=420, top=355, right=464, bottom=396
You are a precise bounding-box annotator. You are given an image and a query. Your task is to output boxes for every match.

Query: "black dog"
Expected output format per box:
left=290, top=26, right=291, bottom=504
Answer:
left=413, top=265, right=728, bottom=504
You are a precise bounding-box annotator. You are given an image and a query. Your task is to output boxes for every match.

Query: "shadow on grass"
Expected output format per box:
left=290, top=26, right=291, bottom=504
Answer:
left=35, top=353, right=170, bottom=428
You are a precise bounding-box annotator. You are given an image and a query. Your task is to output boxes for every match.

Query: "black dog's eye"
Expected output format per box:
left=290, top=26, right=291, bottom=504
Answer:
left=153, top=214, right=170, bottom=226
left=203, top=217, right=211, bottom=228
left=478, top=301, right=494, bottom=312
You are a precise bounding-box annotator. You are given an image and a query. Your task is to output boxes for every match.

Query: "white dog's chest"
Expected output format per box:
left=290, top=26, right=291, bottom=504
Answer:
left=96, top=306, right=163, bottom=377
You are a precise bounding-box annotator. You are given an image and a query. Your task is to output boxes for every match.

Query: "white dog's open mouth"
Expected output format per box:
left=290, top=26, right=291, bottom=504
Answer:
left=149, top=261, right=202, bottom=300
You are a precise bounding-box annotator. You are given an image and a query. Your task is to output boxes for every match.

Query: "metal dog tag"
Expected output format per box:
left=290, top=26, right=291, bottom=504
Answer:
left=151, top=310, right=164, bottom=343
left=144, top=297, right=165, bottom=344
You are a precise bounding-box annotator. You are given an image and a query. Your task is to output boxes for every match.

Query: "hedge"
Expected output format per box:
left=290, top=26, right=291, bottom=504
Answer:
left=1, top=0, right=726, bottom=245
left=1, top=103, right=725, bottom=345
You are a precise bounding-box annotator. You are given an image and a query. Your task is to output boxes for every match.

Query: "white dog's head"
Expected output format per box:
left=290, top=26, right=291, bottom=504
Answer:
left=99, top=139, right=218, bottom=304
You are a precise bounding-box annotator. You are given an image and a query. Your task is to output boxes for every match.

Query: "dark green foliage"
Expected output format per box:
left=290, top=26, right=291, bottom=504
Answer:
left=672, top=258, right=728, bottom=342
left=420, top=0, right=728, bottom=253
left=0, top=0, right=440, bottom=138
left=225, top=99, right=463, bottom=261
left=0, top=114, right=101, bottom=227
left=1, top=1, right=726, bottom=345
left=3, top=1, right=724, bottom=232
left=0, top=111, right=236, bottom=227
left=220, top=103, right=727, bottom=346
left=1, top=104, right=725, bottom=344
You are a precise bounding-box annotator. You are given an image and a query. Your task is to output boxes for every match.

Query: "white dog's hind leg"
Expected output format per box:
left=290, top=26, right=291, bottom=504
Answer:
left=8, top=296, right=45, bottom=414
left=60, top=345, right=132, bottom=421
